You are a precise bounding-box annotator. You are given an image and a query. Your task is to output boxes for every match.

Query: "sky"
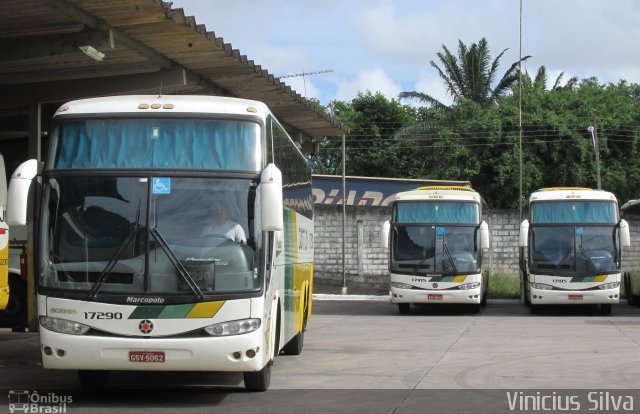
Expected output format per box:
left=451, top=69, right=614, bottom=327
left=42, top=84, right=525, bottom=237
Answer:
left=169, top=0, right=640, bottom=107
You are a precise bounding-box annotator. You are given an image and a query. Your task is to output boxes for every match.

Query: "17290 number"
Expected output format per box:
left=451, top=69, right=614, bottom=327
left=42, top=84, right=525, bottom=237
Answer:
left=84, top=311, right=123, bottom=320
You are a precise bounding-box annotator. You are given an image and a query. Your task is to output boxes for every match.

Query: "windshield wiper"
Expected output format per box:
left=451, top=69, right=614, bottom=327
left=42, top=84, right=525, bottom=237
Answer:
left=150, top=227, right=204, bottom=301
left=88, top=202, right=141, bottom=299
left=579, top=243, right=598, bottom=274
left=443, top=239, right=458, bottom=274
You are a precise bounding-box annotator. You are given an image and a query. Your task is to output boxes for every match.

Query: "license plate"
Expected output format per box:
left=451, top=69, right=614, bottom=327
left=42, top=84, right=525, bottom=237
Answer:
left=568, top=294, right=583, bottom=301
left=129, top=351, right=165, bottom=363
left=428, top=294, right=443, bottom=300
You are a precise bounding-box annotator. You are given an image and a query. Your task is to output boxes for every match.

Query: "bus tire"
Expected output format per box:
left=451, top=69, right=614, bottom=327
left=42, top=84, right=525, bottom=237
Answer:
left=78, top=370, right=110, bottom=390
left=530, top=304, right=540, bottom=315
left=625, top=273, right=637, bottom=306
left=600, top=304, right=613, bottom=315
left=0, top=275, right=27, bottom=330
left=282, top=295, right=306, bottom=355
left=282, top=330, right=304, bottom=355
left=398, top=303, right=410, bottom=314
left=244, top=362, right=271, bottom=392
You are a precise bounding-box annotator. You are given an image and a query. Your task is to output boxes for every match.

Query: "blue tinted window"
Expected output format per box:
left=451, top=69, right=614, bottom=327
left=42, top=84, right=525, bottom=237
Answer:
left=395, top=202, right=478, bottom=224
left=52, top=118, right=261, bottom=171
left=531, top=201, right=617, bottom=224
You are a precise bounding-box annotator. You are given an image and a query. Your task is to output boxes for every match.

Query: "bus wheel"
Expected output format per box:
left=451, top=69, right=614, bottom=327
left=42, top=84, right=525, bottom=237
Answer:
left=244, top=362, right=271, bottom=392
left=626, top=274, right=637, bottom=306
left=600, top=304, right=613, bottom=315
left=398, top=303, right=410, bottom=314
left=0, top=276, right=27, bottom=331
left=78, top=370, right=110, bottom=390
left=282, top=330, right=304, bottom=355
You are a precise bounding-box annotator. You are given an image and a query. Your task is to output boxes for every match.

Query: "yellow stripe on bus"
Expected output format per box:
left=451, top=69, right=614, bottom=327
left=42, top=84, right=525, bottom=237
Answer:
left=453, top=275, right=467, bottom=283
left=417, top=186, right=473, bottom=191
left=186, top=301, right=225, bottom=318
left=594, top=275, right=608, bottom=283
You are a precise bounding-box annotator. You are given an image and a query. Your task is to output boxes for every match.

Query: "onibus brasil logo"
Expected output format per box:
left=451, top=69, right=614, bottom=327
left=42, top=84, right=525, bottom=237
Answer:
left=8, top=390, right=72, bottom=413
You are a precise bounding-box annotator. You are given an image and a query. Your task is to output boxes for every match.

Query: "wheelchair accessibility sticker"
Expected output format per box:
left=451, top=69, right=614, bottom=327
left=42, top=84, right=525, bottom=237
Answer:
left=153, top=177, right=171, bottom=194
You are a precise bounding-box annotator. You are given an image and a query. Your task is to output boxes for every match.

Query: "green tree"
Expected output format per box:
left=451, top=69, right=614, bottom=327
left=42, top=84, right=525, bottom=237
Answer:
left=393, top=76, right=640, bottom=208
left=309, top=91, right=416, bottom=177
left=399, top=37, right=530, bottom=107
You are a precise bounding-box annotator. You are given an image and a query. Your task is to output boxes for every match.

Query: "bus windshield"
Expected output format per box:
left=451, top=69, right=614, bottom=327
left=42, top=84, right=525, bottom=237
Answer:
left=50, top=118, right=261, bottom=171
left=390, top=225, right=480, bottom=275
left=40, top=176, right=261, bottom=297
left=530, top=225, right=619, bottom=275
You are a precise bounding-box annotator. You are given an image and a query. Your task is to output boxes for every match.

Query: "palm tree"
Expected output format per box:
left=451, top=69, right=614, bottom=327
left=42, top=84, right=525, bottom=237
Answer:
left=400, top=38, right=531, bottom=107
left=522, top=65, right=579, bottom=92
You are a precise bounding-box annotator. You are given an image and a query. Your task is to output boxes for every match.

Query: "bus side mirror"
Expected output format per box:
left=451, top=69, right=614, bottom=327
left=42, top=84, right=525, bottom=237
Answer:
left=518, top=220, right=530, bottom=248
left=380, top=220, right=390, bottom=249
left=7, top=159, right=38, bottom=226
left=479, top=221, right=490, bottom=250
left=620, top=219, right=631, bottom=248
left=260, top=163, right=283, bottom=232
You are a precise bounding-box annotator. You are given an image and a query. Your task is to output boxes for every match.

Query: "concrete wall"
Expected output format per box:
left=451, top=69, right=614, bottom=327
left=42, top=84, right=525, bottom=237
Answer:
left=313, top=206, right=640, bottom=294
left=313, top=205, right=524, bottom=294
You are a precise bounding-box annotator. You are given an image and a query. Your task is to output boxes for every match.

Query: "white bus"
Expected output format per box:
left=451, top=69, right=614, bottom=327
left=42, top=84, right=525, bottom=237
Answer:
left=518, top=187, right=630, bottom=314
left=7, top=95, right=314, bottom=391
left=381, top=186, right=490, bottom=314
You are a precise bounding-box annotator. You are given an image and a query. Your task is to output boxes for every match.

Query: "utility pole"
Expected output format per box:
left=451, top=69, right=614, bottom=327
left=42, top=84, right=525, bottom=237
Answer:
left=518, top=0, right=524, bottom=221
left=341, top=134, right=347, bottom=295
left=588, top=120, right=601, bottom=190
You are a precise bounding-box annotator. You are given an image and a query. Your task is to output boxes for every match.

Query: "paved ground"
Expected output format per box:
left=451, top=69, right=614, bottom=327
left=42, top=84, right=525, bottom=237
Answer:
left=1, top=298, right=639, bottom=413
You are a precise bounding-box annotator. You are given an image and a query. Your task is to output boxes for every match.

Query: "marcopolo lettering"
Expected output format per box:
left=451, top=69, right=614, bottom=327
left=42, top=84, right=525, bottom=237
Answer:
left=126, top=297, right=165, bottom=304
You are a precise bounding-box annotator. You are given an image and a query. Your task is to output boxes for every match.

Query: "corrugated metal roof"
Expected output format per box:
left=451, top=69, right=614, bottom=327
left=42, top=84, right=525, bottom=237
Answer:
left=0, top=0, right=346, bottom=142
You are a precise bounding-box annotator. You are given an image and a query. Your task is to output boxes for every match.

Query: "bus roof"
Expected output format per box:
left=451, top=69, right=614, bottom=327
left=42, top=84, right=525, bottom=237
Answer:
left=391, top=186, right=482, bottom=203
left=54, top=95, right=271, bottom=119
left=530, top=187, right=618, bottom=202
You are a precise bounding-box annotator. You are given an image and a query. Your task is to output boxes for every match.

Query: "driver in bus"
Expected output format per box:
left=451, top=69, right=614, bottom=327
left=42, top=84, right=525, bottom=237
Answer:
left=201, top=203, right=247, bottom=244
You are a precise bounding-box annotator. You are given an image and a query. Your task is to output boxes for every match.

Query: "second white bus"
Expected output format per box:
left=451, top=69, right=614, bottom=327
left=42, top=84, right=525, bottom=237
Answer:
left=381, top=186, right=490, bottom=314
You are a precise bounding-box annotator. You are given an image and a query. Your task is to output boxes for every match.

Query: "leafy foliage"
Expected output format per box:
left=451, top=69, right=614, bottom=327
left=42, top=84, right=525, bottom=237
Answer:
left=310, top=40, right=640, bottom=209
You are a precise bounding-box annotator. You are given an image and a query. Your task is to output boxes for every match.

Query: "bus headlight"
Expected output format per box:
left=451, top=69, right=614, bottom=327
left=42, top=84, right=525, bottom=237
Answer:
left=391, top=282, right=413, bottom=289
left=204, top=318, right=261, bottom=337
left=598, top=282, right=620, bottom=290
left=530, top=282, right=553, bottom=290
left=39, top=316, right=90, bottom=335
left=458, top=282, right=481, bottom=290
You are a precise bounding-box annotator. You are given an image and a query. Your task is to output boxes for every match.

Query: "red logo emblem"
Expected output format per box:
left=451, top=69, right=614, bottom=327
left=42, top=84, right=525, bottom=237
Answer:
left=432, top=283, right=439, bottom=288
left=139, top=320, right=154, bottom=334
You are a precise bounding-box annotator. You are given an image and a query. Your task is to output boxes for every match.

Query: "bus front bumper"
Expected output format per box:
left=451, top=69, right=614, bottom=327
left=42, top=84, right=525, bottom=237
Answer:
left=529, top=287, right=620, bottom=305
left=390, top=286, right=482, bottom=304
left=39, top=326, right=268, bottom=372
